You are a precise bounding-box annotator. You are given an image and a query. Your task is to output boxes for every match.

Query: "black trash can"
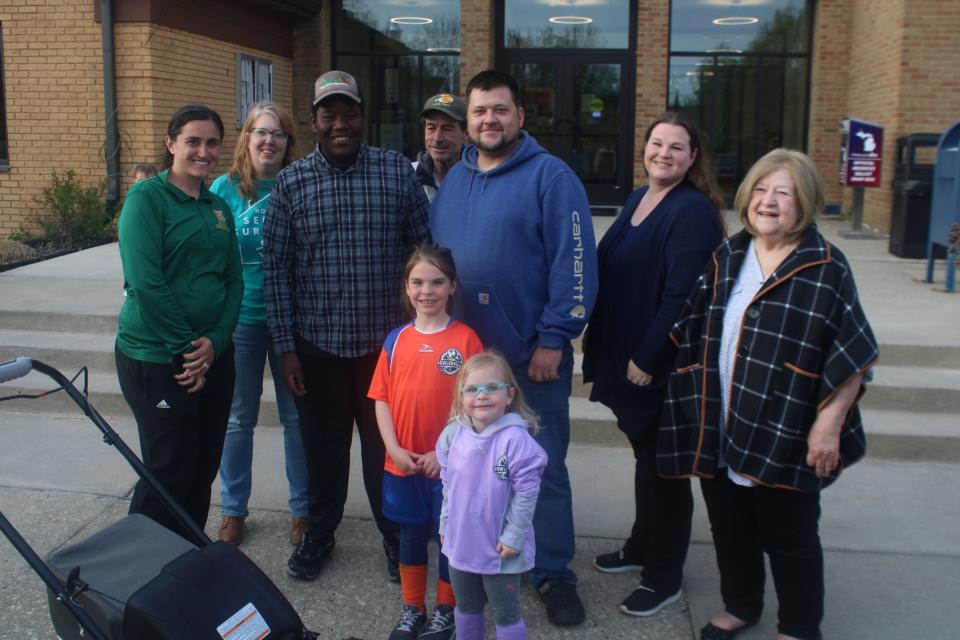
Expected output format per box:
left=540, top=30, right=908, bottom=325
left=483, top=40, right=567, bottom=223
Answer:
left=889, top=133, right=940, bottom=258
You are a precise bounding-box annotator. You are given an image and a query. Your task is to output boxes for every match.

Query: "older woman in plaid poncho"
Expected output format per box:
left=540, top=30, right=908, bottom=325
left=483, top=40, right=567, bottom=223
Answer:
left=658, top=149, right=878, bottom=640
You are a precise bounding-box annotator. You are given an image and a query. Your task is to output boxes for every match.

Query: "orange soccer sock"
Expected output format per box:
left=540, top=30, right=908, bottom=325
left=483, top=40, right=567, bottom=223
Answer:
left=400, top=564, right=428, bottom=611
left=436, top=577, right=456, bottom=607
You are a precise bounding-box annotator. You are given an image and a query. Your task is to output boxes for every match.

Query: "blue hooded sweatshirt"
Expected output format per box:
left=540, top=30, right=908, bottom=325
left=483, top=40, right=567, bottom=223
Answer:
left=430, top=131, right=598, bottom=367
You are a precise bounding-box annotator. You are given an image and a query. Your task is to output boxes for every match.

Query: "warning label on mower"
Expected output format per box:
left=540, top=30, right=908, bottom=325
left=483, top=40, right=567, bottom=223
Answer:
left=217, top=602, right=271, bottom=640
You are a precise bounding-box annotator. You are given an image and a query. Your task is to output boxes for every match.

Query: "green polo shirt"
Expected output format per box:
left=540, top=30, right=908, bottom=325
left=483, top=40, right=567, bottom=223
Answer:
left=116, top=169, right=243, bottom=364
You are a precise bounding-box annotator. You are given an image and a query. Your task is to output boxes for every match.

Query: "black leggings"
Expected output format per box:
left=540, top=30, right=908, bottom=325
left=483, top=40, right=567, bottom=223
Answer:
left=700, top=473, right=824, bottom=640
left=619, top=420, right=694, bottom=593
left=116, top=344, right=235, bottom=540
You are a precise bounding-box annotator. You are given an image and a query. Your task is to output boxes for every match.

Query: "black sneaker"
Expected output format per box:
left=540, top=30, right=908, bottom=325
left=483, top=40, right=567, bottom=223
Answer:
left=286, top=532, right=334, bottom=581
left=388, top=604, right=426, bottom=640
left=594, top=549, right=643, bottom=573
left=418, top=603, right=455, bottom=640
left=383, top=538, right=401, bottom=583
left=538, top=578, right=586, bottom=626
left=619, top=583, right=682, bottom=617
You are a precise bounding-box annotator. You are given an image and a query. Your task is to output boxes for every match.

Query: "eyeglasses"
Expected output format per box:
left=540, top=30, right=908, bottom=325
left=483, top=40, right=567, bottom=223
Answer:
left=250, top=128, right=289, bottom=141
left=461, top=382, right=512, bottom=396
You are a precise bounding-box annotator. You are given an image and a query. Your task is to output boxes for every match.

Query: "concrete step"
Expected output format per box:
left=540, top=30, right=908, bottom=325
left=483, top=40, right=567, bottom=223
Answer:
left=2, top=371, right=957, bottom=464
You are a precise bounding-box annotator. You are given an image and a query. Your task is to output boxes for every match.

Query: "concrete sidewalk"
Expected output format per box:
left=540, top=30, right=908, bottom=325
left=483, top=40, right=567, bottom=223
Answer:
left=1, top=214, right=959, bottom=639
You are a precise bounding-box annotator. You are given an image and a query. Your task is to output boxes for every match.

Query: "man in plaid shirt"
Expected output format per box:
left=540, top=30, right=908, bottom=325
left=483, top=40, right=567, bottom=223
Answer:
left=263, top=71, right=432, bottom=582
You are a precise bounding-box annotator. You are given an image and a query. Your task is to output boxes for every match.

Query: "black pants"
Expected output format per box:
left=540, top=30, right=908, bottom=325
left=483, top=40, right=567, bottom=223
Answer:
left=619, top=420, right=693, bottom=593
left=700, top=473, right=824, bottom=640
left=116, top=344, right=235, bottom=541
left=293, top=338, right=399, bottom=549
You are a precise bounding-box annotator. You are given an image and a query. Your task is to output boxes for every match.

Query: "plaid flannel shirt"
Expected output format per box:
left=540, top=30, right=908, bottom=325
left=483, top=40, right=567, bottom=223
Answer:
left=262, top=143, right=432, bottom=357
left=657, top=225, right=878, bottom=492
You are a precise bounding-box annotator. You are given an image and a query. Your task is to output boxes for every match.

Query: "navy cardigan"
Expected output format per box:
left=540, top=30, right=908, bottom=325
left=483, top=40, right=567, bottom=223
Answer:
left=582, top=181, right=723, bottom=435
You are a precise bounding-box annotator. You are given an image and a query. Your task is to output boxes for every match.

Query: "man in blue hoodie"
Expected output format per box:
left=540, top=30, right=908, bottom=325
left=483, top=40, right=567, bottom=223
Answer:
left=429, top=70, right=598, bottom=627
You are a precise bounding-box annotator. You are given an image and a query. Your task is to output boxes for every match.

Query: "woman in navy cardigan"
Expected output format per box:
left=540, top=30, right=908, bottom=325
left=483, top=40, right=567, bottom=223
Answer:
left=582, top=111, right=724, bottom=617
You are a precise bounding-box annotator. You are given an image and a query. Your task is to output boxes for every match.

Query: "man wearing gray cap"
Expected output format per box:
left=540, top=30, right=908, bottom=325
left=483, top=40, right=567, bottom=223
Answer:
left=263, top=70, right=432, bottom=583
left=413, top=93, right=468, bottom=202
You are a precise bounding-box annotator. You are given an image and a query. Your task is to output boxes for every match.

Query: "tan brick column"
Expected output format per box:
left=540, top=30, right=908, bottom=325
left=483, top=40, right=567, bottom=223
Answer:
left=292, top=3, right=333, bottom=156
left=633, top=0, right=670, bottom=188
left=460, top=0, right=495, bottom=92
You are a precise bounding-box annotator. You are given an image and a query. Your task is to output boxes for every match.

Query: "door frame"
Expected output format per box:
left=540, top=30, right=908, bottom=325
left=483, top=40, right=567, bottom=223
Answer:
left=495, top=0, right=637, bottom=206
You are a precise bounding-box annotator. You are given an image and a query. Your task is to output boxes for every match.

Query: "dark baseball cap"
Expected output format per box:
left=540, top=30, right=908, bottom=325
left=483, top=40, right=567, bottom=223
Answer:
left=419, top=93, right=466, bottom=123
left=313, top=70, right=362, bottom=107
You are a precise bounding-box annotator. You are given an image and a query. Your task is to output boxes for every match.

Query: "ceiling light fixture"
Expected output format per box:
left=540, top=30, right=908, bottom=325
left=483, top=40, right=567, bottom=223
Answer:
left=686, top=70, right=715, bottom=77
left=712, top=16, right=759, bottom=26
left=389, top=16, right=433, bottom=24
left=426, top=47, right=461, bottom=52
left=706, top=48, right=743, bottom=54
left=548, top=15, right=593, bottom=24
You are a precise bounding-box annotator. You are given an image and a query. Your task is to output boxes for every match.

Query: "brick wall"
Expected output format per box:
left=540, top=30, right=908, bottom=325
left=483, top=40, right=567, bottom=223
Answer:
left=459, top=0, right=495, bottom=90
left=292, top=1, right=332, bottom=154
left=0, top=2, right=293, bottom=237
left=807, top=0, right=853, bottom=212
left=810, top=0, right=960, bottom=232
left=632, top=0, right=670, bottom=188
left=0, top=0, right=105, bottom=237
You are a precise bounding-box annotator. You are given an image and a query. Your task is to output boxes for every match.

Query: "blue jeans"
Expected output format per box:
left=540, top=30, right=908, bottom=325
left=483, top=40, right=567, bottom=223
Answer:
left=219, top=322, right=309, bottom=517
left=512, top=342, right=577, bottom=586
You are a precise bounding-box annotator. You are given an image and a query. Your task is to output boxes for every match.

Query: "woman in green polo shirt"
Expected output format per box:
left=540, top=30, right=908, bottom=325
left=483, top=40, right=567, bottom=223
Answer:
left=115, top=104, right=242, bottom=539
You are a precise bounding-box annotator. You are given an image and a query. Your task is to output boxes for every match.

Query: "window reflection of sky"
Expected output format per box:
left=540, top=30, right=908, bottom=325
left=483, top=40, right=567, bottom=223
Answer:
left=504, top=0, right=629, bottom=49
left=342, top=0, right=460, bottom=50
left=671, top=0, right=806, bottom=53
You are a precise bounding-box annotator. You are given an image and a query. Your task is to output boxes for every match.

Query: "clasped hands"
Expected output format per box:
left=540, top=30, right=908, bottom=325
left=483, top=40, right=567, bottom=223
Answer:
left=175, top=337, right=214, bottom=394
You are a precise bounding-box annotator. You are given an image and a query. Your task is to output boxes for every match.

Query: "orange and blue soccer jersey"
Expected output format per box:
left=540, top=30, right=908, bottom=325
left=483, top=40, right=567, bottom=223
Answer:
left=368, top=319, right=482, bottom=477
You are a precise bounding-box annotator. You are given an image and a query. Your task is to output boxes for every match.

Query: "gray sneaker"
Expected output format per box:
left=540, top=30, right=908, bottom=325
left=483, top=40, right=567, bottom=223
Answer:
left=418, top=604, right=455, bottom=640
left=389, top=604, right=427, bottom=640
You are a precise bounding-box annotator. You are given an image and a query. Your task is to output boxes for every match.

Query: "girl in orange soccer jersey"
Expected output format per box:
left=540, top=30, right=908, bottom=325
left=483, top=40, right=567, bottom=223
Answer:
left=368, top=245, right=483, bottom=640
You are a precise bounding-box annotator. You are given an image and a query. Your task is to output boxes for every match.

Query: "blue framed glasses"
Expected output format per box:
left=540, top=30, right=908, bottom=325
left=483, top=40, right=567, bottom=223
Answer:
left=461, top=382, right=512, bottom=396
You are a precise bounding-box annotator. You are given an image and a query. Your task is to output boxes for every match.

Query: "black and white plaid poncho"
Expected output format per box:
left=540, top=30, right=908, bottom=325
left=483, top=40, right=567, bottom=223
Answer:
left=657, top=225, right=879, bottom=492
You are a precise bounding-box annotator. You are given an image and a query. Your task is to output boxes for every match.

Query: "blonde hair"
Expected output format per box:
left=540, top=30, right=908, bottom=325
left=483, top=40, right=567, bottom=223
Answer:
left=735, top=148, right=824, bottom=241
left=449, top=350, right=539, bottom=433
left=228, top=101, right=298, bottom=202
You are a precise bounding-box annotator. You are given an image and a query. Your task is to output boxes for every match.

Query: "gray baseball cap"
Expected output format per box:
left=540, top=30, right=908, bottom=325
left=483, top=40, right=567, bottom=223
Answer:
left=419, top=93, right=466, bottom=123
left=313, top=70, right=362, bottom=107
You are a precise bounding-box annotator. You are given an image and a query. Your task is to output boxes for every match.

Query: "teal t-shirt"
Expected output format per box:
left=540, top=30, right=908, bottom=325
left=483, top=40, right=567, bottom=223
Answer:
left=210, top=174, right=274, bottom=325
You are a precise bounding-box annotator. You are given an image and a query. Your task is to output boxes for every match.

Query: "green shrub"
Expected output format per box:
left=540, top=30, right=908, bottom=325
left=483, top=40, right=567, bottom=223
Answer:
left=17, top=171, right=115, bottom=249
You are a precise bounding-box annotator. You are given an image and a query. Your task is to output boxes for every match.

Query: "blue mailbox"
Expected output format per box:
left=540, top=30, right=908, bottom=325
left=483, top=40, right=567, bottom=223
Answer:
left=925, top=119, right=960, bottom=292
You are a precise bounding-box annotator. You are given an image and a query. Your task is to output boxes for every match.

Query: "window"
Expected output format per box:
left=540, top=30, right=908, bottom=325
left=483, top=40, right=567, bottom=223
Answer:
left=236, top=54, right=274, bottom=128
left=334, top=0, right=461, bottom=158
left=0, top=24, right=9, bottom=169
left=668, top=0, right=813, bottom=201
left=503, top=0, right=630, bottom=49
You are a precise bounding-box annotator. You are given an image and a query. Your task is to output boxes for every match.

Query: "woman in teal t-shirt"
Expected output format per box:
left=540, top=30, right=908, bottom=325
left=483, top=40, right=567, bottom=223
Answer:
left=210, top=102, right=306, bottom=547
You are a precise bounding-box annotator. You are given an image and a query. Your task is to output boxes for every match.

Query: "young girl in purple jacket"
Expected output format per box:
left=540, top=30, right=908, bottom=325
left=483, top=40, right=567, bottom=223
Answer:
left=436, top=351, right=548, bottom=640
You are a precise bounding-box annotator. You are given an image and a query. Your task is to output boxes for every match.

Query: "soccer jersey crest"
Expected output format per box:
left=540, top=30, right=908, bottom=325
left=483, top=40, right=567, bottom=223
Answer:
left=437, top=348, right=464, bottom=376
left=494, top=454, right=509, bottom=480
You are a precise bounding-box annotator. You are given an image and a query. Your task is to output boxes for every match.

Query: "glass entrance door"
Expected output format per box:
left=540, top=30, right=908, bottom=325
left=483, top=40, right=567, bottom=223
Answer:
left=507, top=57, right=632, bottom=205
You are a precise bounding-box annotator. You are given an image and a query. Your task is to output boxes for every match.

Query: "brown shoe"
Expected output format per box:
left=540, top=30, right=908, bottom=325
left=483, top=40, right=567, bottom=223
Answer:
left=218, top=515, right=244, bottom=545
left=290, top=517, right=310, bottom=546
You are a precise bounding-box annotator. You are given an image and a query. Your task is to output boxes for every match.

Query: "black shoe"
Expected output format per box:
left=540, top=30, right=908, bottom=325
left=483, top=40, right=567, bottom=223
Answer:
left=593, top=549, right=643, bottom=573
left=538, top=578, right=586, bottom=626
left=383, top=538, right=401, bottom=583
left=418, top=603, right=455, bottom=640
left=287, top=532, right=334, bottom=581
left=388, top=604, right=426, bottom=640
left=619, top=583, right=682, bottom=617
